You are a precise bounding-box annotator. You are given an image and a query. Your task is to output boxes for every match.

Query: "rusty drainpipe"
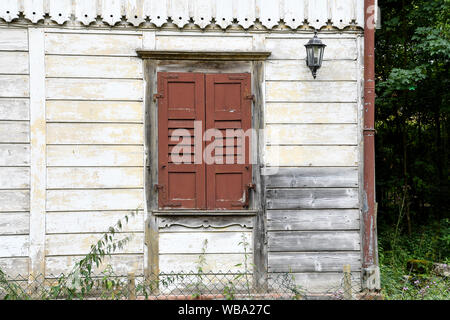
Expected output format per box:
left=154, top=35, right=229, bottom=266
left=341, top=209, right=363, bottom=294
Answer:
left=362, top=0, right=380, bottom=290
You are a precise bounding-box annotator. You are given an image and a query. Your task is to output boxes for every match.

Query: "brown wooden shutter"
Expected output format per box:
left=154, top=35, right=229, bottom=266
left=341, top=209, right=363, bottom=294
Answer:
left=205, top=73, right=252, bottom=209
left=158, top=72, right=206, bottom=209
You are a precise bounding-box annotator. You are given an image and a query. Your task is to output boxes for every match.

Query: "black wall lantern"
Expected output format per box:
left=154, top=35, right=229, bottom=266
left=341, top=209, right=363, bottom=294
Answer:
left=305, top=31, right=326, bottom=79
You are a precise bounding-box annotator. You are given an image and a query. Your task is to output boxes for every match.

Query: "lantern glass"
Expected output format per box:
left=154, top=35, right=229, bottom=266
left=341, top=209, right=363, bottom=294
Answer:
left=305, top=32, right=326, bottom=78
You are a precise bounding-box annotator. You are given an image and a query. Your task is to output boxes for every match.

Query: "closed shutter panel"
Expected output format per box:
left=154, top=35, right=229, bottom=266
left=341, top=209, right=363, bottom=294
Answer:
left=205, top=73, right=253, bottom=209
left=158, top=72, right=206, bottom=209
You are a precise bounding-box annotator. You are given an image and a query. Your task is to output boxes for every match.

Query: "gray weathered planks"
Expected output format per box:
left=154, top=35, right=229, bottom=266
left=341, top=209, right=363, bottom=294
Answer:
left=266, top=188, right=359, bottom=209
left=268, top=231, right=360, bottom=252
left=264, top=167, right=358, bottom=188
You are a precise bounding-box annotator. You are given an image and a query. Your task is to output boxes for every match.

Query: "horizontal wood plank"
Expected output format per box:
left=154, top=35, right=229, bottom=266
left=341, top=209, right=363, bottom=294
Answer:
left=0, top=235, right=29, bottom=257
left=47, top=145, right=143, bottom=167
left=266, top=38, right=357, bottom=60
left=264, top=167, right=358, bottom=188
left=0, top=29, right=28, bottom=51
left=156, top=35, right=252, bottom=51
left=45, top=32, right=142, bottom=56
left=46, top=211, right=144, bottom=234
left=268, top=252, right=361, bottom=272
left=45, top=233, right=144, bottom=256
left=269, top=272, right=361, bottom=293
left=266, top=188, right=359, bottom=209
left=0, top=52, right=29, bottom=74
left=0, top=190, right=30, bottom=212
left=268, top=231, right=360, bottom=252
left=47, top=123, right=143, bottom=145
left=0, top=144, right=30, bottom=166
left=267, top=209, right=360, bottom=231
left=0, top=75, right=29, bottom=97
left=46, top=189, right=144, bottom=211
left=265, top=60, right=357, bottom=81
left=266, top=124, right=357, bottom=145
left=46, top=100, right=143, bottom=123
left=45, top=55, right=143, bottom=78
left=265, top=103, right=357, bottom=124
left=47, top=167, right=143, bottom=189
left=0, top=257, right=29, bottom=277
left=159, top=232, right=253, bottom=254
left=266, top=81, right=357, bottom=103
left=46, top=78, right=143, bottom=101
left=0, top=121, right=29, bottom=143
left=159, top=253, right=253, bottom=273
left=0, top=212, right=29, bottom=235
left=265, top=146, right=359, bottom=167
left=45, top=254, right=143, bottom=277
left=0, top=167, right=30, bottom=189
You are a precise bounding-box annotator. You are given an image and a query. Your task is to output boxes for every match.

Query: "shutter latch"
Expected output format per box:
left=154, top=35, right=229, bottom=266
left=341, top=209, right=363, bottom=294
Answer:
left=245, top=94, right=255, bottom=101
left=153, top=93, right=163, bottom=102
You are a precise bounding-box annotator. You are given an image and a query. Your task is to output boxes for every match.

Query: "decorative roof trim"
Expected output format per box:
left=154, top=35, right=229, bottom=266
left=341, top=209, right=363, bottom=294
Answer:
left=136, top=50, right=271, bottom=61
left=0, top=0, right=365, bottom=30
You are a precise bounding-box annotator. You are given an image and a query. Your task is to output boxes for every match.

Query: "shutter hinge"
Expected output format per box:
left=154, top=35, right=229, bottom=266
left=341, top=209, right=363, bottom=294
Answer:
left=153, top=93, right=163, bottom=102
left=245, top=94, right=255, bottom=101
left=154, top=184, right=164, bottom=192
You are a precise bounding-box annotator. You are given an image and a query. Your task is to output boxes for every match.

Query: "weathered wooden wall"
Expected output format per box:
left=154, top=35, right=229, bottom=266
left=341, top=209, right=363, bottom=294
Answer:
left=263, top=33, right=364, bottom=292
left=44, top=29, right=146, bottom=277
left=0, top=28, right=30, bottom=277
left=0, top=23, right=364, bottom=292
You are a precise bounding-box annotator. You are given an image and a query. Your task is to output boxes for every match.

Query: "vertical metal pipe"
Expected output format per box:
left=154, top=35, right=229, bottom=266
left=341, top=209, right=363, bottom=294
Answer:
left=363, top=0, right=377, bottom=268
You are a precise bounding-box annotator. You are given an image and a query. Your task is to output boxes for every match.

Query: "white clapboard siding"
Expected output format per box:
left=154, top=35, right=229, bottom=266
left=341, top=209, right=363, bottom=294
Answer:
left=155, top=35, right=253, bottom=51
left=45, top=32, right=142, bottom=56
left=0, top=212, right=30, bottom=234
left=268, top=252, right=361, bottom=272
left=46, top=101, right=143, bottom=123
left=0, top=52, right=29, bottom=74
left=0, top=121, right=30, bottom=143
left=269, top=272, right=361, bottom=293
left=265, top=146, right=358, bottom=167
left=45, top=233, right=144, bottom=256
left=0, top=257, right=29, bottom=277
left=268, top=231, right=360, bottom=252
left=46, top=78, right=143, bottom=101
left=45, top=55, right=143, bottom=78
left=265, top=37, right=357, bottom=60
left=0, top=28, right=28, bottom=51
left=47, top=123, right=143, bottom=145
left=0, top=167, right=30, bottom=189
left=160, top=254, right=253, bottom=273
left=46, top=211, right=144, bottom=234
left=0, top=99, right=30, bottom=121
left=159, top=231, right=253, bottom=254
left=265, top=103, right=357, bottom=124
left=0, top=235, right=29, bottom=257
left=0, top=75, right=30, bottom=97
left=46, top=189, right=144, bottom=211
left=47, top=167, right=143, bottom=189
left=266, top=124, right=358, bottom=145
left=266, top=81, right=357, bottom=103
left=45, top=254, right=143, bottom=276
left=267, top=209, right=360, bottom=231
left=265, top=60, right=357, bottom=81
left=0, top=144, right=29, bottom=166
left=0, top=190, right=30, bottom=211
left=47, top=145, right=143, bottom=167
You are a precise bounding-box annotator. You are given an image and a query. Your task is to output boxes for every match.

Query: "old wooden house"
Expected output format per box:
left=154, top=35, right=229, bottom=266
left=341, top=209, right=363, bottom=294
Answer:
left=0, top=0, right=380, bottom=294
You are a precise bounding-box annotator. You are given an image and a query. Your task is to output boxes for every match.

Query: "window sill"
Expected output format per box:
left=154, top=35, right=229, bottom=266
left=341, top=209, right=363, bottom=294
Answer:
left=152, top=210, right=258, bottom=217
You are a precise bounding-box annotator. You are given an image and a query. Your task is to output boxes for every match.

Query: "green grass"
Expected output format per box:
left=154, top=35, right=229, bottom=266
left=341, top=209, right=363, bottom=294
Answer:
left=378, top=218, right=450, bottom=300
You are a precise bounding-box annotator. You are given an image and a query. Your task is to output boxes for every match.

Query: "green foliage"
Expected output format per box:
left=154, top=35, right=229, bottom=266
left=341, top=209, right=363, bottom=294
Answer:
left=375, top=0, right=449, bottom=241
